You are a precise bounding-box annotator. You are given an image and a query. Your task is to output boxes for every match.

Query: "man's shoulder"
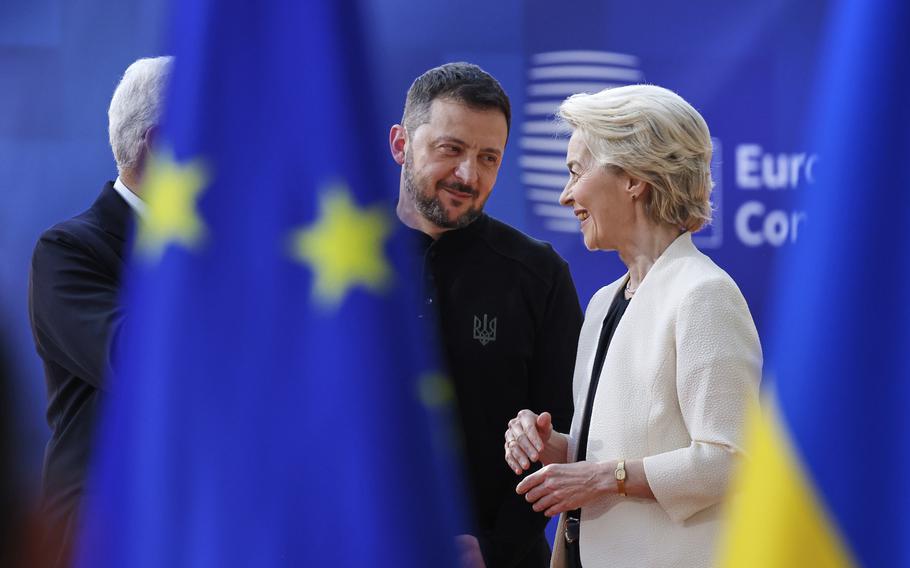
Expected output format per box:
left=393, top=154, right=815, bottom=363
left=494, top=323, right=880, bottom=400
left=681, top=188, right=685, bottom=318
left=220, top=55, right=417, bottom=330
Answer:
left=479, top=215, right=569, bottom=280
left=38, top=181, right=126, bottom=245
left=36, top=209, right=104, bottom=252
left=32, top=185, right=122, bottom=267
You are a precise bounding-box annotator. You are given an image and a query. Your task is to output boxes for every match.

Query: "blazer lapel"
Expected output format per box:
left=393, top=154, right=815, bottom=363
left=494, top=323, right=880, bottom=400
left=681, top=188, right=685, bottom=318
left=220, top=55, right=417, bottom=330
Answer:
left=569, top=277, right=624, bottom=453
left=573, top=232, right=698, bottom=450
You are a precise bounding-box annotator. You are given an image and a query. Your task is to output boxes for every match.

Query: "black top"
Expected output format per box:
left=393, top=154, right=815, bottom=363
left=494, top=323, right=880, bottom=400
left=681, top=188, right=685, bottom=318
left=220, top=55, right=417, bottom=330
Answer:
left=28, top=181, right=131, bottom=565
left=565, top=285, right=630, bottom=568
left=570, top=285, right=631, bottom=519
left=416, top=213, right=583, bottom=567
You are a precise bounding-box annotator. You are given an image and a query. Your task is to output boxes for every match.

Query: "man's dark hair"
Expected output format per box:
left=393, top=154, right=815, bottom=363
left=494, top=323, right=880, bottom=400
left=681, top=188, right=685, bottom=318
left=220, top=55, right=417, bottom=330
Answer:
left=402, top=62, right=511, bottom=136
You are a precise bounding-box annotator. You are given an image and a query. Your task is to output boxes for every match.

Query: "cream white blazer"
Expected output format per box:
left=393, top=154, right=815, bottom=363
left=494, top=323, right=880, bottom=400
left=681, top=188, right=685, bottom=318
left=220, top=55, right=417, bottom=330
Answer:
left=551, top=233, right=762, bottom=568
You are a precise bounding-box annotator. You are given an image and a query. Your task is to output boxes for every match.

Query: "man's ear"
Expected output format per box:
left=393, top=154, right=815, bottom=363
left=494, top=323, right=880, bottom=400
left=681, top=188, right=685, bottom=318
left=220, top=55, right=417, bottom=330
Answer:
left=134, top=125, right=160, bottom=181
left=143, top=125, right=160, bottom=153
left=389, top=124, right=407, bottom=165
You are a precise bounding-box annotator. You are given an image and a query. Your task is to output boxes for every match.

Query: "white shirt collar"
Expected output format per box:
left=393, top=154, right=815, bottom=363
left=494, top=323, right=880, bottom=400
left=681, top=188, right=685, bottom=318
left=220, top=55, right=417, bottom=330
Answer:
left=113, top=177, right=147, bottom=219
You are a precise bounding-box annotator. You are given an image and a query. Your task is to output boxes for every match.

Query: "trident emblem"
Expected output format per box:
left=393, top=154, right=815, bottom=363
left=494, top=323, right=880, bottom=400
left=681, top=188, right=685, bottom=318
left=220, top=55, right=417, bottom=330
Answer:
left=473, top=314, right=497, bottom=346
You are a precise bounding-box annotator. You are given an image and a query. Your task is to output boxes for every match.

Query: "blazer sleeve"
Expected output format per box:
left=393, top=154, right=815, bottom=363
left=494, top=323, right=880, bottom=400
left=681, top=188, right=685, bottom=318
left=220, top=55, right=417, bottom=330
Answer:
left=642, top=277, right=762, bottom=523
left=29, top=227, right=125, bottom=390
left=477, top=260, right=583, bottom=566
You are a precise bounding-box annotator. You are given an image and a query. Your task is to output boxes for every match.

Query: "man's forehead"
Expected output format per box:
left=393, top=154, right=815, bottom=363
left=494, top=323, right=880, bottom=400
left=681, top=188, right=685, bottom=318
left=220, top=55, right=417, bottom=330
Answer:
left=417, top=98, right=507, bottom=142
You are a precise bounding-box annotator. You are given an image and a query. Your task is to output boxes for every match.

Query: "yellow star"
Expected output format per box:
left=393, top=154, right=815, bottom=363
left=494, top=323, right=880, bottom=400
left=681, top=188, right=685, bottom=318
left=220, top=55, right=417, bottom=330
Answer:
left=136, top=150, right=208, bottom=260
left=290, top=185, right=393, bottom=307
left=416, top=372, right=461, bottom=452
left=417, top=372, right=455, bottom=408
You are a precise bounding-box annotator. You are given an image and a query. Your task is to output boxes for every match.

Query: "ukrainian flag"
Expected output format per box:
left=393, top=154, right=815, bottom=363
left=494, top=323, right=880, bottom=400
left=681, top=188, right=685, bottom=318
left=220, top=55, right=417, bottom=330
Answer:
left=719, top=0, right=910, bottom=566
left=74, top=1, right=465, bottom=566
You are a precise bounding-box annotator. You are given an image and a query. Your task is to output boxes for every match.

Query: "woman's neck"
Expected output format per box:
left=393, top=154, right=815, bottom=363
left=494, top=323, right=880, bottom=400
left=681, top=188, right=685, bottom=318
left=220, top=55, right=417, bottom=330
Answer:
left=618, top=222, right=683, bottom=292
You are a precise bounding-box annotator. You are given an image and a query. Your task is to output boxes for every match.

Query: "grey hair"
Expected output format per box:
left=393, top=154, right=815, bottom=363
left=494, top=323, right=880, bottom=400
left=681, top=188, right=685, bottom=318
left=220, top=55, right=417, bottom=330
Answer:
left=108, top=56, right=173, bottom=175
left=558, top=84, right=714, bottom=232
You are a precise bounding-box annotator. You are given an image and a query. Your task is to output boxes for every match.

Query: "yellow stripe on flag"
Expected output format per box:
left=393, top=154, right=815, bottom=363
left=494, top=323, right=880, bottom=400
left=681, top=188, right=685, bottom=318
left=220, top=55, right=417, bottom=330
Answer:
left=717, top=398, right=855, bottom=567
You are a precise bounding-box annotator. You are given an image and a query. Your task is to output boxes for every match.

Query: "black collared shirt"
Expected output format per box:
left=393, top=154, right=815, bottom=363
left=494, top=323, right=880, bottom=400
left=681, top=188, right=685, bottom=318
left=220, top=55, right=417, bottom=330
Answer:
left=417, top=214, right=583, bottom=567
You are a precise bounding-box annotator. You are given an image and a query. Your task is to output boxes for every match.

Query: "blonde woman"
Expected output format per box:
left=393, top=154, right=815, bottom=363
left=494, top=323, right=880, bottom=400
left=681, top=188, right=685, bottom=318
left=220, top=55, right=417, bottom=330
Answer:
left=503, top=85, right=762, bottom=567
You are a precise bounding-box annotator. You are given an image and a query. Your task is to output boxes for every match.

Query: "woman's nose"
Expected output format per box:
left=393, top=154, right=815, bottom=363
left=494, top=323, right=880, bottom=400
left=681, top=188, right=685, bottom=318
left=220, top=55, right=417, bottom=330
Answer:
left=558, top=183, right=573, bottom=206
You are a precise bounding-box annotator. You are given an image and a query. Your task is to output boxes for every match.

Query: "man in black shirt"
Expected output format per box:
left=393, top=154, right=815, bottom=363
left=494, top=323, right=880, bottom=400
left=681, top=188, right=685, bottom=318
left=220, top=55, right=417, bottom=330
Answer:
left=389, top=62, right=583, bottom=567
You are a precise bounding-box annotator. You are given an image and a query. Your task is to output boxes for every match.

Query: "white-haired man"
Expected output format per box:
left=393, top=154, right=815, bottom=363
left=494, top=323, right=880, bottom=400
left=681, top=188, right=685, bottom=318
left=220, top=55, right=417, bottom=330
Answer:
left=28, top=56, right=171, bottom=567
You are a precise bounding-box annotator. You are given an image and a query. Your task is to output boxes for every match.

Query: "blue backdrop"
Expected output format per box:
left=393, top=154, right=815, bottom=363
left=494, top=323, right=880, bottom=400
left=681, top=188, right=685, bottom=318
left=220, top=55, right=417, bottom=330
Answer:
left=2, top=0, right=831, bottom=505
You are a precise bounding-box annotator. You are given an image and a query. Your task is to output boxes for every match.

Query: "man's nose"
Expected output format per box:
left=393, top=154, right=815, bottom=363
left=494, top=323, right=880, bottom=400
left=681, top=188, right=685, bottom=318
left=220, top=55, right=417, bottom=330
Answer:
left=454, top=157, right=479, bottom=186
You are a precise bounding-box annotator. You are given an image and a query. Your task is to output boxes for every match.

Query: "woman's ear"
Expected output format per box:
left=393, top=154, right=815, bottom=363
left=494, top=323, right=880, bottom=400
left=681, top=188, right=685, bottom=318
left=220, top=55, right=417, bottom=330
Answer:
left=627, top=174, right=649, bottom=201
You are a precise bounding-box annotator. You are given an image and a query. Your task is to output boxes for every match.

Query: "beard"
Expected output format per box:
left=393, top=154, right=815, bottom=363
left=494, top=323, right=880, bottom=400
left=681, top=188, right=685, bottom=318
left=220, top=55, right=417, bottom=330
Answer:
left=403, top=152, right=483, bottom=230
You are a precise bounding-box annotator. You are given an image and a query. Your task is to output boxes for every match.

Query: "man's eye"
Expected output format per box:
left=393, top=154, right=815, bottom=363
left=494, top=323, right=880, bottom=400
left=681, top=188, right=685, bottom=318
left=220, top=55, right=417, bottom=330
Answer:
left=483, top=155, right=499, bottom=164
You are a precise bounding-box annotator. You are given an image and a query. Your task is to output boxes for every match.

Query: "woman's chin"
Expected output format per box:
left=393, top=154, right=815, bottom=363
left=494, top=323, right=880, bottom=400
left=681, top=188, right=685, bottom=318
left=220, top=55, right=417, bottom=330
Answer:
left=581, top=221, right=602, bottom=251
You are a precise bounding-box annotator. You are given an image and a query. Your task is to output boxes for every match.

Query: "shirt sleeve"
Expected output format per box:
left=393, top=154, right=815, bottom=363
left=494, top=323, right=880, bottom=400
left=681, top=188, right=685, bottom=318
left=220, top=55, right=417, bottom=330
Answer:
left=530, top=259, right=582, bottom=432
left=476, top=474, right=547, bottom=567
left=642, top=277, right=762, bottom=523
left=478, top=260, right=583, bottom=566
left=29, top=228, right=125, bottom=390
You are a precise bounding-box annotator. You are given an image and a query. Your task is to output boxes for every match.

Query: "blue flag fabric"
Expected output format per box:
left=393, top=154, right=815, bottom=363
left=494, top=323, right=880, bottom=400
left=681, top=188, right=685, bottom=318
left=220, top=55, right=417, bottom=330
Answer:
left=719, top=0, right=910, bottom=565
left=75, top=1, right=464, bottom=566
left=773, top=0, right=910, bottom=564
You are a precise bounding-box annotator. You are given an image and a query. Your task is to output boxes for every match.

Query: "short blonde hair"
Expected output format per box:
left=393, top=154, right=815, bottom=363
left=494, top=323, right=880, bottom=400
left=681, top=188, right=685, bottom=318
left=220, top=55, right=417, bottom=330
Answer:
left=558, top=84, right=713, bottom=232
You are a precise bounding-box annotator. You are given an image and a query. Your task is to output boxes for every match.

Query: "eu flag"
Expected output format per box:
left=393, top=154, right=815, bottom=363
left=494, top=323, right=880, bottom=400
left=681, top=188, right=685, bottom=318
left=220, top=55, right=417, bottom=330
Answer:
left=75, top=1, right=465, bottom=566
left=719, top=0, right=910, bottom=566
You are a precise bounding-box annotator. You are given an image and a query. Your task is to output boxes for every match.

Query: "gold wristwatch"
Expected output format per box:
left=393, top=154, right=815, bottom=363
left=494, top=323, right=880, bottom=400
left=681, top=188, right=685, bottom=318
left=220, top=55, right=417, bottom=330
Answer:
left=614, top=460, right=627, bottom=497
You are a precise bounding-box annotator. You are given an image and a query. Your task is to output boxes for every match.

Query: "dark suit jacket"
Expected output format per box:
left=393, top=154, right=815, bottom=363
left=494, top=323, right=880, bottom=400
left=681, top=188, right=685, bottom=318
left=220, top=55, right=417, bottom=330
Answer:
left=28, top=181, right=131, bottom=565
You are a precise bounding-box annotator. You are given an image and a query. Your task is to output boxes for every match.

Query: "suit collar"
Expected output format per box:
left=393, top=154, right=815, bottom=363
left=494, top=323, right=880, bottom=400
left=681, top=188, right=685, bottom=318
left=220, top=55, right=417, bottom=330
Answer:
left=91, top=181, right=134, bottom=241
left=113, top=177, right=147, bottom=218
